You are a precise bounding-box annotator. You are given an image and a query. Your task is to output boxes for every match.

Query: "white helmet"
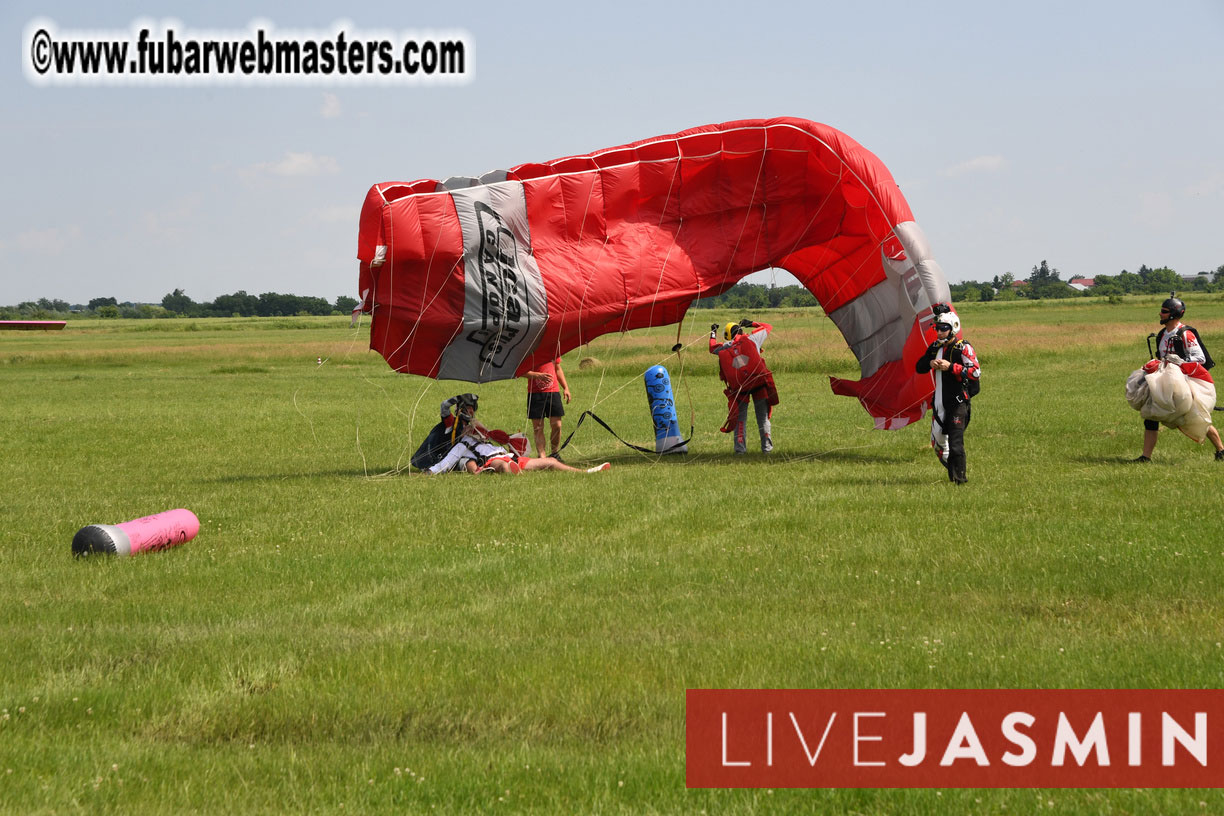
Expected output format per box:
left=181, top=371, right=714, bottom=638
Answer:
left=935, top=310, right=960, bottom=337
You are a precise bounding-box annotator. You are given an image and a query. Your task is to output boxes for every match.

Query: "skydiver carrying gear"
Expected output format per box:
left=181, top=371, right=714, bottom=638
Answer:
left=1133, top=295, right=1224, bottom=462
left=710, top=318, right=778, bottom=454
left=916, top=308, right=980, bottom=484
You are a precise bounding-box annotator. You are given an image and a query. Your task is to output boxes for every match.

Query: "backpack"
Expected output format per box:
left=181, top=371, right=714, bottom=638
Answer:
left=411, top=420, right=457, bottom=470
left=952, top=340, right=981, bottom=398
left=1177, top=326, right=1215, bottom=370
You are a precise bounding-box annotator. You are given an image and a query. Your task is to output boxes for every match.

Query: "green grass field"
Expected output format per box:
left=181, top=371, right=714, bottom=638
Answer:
left=2, top=296, right=1223, bottom=814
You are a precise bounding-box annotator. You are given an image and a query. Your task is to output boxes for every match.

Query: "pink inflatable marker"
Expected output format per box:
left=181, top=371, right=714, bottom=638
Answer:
left=72, top=509, right=200, bottom=556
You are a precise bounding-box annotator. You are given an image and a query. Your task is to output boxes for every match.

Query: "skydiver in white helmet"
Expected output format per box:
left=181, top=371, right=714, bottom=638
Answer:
left=916, top=305, right=981, bottom=484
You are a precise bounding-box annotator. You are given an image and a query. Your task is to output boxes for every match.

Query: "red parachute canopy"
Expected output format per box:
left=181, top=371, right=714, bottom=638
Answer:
left=357, top=117, right=950, bottom=429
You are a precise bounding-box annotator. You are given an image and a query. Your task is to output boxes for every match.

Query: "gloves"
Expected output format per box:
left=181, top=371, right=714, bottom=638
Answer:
left=710, top=323, right=719, bottom=333
left=739, top=319, right=755, bottom=328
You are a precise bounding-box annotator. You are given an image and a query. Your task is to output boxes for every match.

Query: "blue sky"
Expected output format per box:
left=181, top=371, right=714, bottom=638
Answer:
left=4, top=0, right=1223, bottom=304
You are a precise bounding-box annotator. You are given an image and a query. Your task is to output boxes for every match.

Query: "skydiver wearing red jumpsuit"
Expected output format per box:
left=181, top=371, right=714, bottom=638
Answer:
left=710, top=319, right=778, bottom=454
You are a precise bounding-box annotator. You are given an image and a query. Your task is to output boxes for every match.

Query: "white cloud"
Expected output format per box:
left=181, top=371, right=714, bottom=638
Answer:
left=1134, top=191, right=1174, bottom=230
left=1184, top=170, right=1224, bottom=199
left=312, top=206, right=356, bottom=224
left=941, top=155, right=1007, bottom=177
left=253, top=152, right=340, bottom=178
left=1, top=225, right=82, bottom=255
left=321, top=93, right=341, bottom=119
left=139, top=196, right=199, bottom=242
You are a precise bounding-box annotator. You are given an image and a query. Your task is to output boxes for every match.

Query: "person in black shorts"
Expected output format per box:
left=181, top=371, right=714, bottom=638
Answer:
left=525, top=357, right=571, bottom=458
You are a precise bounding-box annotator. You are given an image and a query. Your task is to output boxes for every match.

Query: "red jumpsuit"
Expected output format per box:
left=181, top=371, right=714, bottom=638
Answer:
left=710, top=322, right=778, bottom=453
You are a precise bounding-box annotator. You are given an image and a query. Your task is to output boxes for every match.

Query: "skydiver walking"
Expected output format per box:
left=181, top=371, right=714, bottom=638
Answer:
left=710, top=318, right=778, bottom=454
left=916, top=307, right=980, bottom=484
left=1133, top=295, right=1224, bottom=462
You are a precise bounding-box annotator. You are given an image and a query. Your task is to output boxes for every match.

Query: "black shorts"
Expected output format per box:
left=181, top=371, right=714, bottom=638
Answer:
left=1144, top=418, right=1160, bottom=431
left=528, top=392, right=565, bottom=419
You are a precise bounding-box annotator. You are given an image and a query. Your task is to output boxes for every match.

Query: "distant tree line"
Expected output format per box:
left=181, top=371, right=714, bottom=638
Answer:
left=949, top=262, right=1224, bottom=302
left=0, top=290, right=360, bottom=320
left=692, top=283, right=818, bottom=310
left=6, top=262, right=1222, bottom=321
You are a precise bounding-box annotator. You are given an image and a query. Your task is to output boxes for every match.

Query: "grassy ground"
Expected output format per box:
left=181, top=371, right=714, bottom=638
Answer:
left=2, top=295, right=1223, bottom=814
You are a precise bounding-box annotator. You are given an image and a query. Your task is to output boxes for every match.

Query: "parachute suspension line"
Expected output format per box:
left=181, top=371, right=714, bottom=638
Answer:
left=367, top=224, right=466, bottom=476
left=355, top=225, right=464, bottom=477
left=555, top=332, right=705, bottom=461
left=718, top=145, right=770, bottom=286
left=673, top=327, right=698, bottom=456
left=569, top=152, right=669, bottom=426
left=563, top=176, right=618, bottom=450
left=355, top=405, right=368, bottom=478
left=636, top=155, right=695, bottom=449
left=549, top=162, right=602, bottom=365
left=816, top=226, right=932, bottom=423
left=766, top=130, right=936, bottom=416
left=393, top=380, right=446, bottom=476
left=399, top=224, right=460, bottom=378
left=368, top=230, right=462, bottom=372
left=559, top=169, right=611, bottom=415
left=644, top=153, right=684, bottom=330
left=552, top=165, right=612, bottom=371
left=778, top=169, right=842, bottom=270
left=571, top=153, right=683, bottom=456
left=372, top=267, right=466, bottom=476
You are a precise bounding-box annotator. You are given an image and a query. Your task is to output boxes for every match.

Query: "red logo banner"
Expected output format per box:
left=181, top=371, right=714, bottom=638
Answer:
left=686, top=690, right=1224, bottom=788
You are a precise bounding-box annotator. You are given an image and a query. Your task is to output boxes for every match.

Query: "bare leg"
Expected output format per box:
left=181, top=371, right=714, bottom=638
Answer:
left=520, top=456, right=583, bottom=473
left=1207, top=425, right=1223, bottom=454
left=1142, top=428, right=1159, bottom=458
left=549, top=417, right=563, bottom=456
left=531, top=418, right=547, bottom=458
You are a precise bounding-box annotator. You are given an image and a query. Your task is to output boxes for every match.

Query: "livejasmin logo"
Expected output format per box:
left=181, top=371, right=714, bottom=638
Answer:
left=686, top=690, right=1224, bottom=788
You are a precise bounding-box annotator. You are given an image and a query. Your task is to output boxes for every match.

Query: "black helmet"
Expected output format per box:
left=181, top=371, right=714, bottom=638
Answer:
left=1160, top=294, right=1185, bottom=321
left=454, top=393, right=479, bottom=412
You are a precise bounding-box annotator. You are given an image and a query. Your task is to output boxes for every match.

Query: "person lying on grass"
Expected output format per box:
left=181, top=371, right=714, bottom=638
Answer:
left=424, top=398, right=610, bottom=475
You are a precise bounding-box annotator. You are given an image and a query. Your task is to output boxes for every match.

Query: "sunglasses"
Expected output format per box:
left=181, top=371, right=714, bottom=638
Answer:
left=935, top=324, right=953, bottom=332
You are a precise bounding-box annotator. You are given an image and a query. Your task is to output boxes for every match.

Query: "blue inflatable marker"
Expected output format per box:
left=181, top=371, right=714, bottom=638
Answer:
left=644, top=365, right=687, bottom=454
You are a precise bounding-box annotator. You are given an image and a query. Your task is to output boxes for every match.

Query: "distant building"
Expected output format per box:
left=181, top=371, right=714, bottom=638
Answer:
left=1068, top=278, right=1095, bottom=291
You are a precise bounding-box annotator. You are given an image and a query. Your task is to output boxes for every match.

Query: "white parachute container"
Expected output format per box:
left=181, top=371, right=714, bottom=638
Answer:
left=1125, top=355, right=1217, bottom=443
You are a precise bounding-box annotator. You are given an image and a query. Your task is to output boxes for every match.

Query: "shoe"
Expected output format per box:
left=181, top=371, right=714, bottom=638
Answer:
left=586, top=462, right=611, bottom=472
left=549, top=451, right=564, bottom=463
left=1215, top=449, right=1224, bottom=461
left=1132, top=455, right=1151, bottom=463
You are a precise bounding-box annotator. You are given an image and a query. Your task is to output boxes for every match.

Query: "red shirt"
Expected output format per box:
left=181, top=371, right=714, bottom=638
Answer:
left=527, top=359, right=561, bottom=394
